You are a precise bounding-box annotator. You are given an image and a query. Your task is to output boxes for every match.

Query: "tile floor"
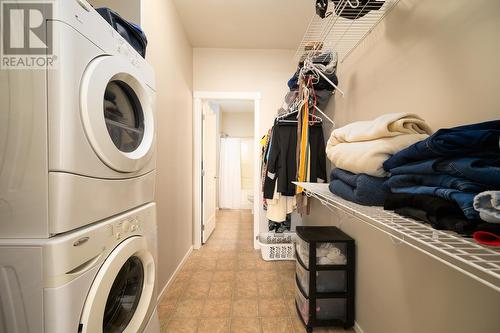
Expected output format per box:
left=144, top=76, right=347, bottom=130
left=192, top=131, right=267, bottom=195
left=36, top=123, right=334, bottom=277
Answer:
left=158, top=209, right=355, bottom=333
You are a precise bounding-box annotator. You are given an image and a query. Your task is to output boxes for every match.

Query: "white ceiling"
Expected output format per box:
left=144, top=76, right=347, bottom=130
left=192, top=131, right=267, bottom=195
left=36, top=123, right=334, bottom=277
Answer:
left=172, top=0, right=314, bottom=49
left=212, top=100, right=254, bottom=113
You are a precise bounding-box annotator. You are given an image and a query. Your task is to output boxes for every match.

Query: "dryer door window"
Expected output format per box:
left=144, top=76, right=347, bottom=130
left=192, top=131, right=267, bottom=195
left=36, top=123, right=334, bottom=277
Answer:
left=104, top=81, right=145, bottom=153
left=103, top=256, right=144, bottom=332
left=81, top=55, right=155, bottom=173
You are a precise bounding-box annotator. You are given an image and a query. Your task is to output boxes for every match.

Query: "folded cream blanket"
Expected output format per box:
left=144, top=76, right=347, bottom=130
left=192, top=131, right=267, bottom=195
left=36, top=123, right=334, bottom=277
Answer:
left=326, top=113, right=432, bottom=177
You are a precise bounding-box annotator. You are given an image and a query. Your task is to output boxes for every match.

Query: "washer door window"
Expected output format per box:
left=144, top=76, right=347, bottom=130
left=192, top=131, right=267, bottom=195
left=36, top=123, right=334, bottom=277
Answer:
left=80, top=237, right=155, bottom=333
left=103, top=256, right=144, bottom=332
left=81, top=55, right=155, bottom=173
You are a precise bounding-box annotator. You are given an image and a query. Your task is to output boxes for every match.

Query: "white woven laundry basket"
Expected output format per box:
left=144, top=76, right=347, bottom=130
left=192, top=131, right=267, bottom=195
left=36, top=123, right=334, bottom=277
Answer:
left=258, top=232, right=296, bottom=261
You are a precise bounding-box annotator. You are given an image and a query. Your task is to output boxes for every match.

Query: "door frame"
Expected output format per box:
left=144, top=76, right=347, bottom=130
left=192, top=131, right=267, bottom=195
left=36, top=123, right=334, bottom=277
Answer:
left=193, top=91, right=261, bottom=250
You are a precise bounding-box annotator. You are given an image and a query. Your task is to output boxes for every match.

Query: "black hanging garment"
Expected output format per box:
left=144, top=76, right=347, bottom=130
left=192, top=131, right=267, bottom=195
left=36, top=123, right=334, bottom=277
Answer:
left=316, top=0, right=330, bottom=19
left=333, top=0, right=384, bottom=20
left=263, top=121, right=327, bottom=199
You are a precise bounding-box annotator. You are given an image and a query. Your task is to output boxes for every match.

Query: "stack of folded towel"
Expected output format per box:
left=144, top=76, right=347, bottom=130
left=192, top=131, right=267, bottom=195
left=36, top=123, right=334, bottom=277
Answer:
left=383, top=120, right=500, bottom=245
left=325, top=112, right=432, bottom=206
left=329, top=169, right=388, bottom=206
left=326, top=112, right=433, bottom=177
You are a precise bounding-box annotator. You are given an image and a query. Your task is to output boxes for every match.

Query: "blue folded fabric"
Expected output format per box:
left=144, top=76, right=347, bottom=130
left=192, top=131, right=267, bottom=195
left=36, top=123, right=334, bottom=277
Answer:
left=328, top=169, right=388, bottom=206
left=389, top=186, right=478, bottom=219
left=388, top=156, right=500, bottom=188
left=383, top=120, right=500, bottom=171
left=385, top=174, right=490, bottom=193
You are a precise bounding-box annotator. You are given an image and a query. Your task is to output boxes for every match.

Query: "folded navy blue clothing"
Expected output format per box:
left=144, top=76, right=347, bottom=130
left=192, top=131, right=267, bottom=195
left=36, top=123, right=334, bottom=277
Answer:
left=394, top=207, right=476, bottom=235
left=389, top=186, right=478, bottom=220
left=383, top=193, right=500, bottom=235
left=388, top=155, right=500, bottom=189
left=328, top=169, right=388, bottom=206
left=383, top=120, right=500, bottom=170
left=385, top=174, right=489, bottom=193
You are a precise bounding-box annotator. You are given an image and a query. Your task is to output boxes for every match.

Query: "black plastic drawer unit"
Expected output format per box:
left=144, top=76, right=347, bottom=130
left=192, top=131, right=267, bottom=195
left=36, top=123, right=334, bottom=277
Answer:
left=295, top=226, right=355, bottom=332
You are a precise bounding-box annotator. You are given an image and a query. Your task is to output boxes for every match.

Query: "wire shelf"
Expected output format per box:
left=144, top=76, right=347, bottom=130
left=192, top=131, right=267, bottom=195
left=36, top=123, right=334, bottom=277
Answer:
left=294, top=182, right=500, bottom=292
left=295, top=0, right=400, bottom=62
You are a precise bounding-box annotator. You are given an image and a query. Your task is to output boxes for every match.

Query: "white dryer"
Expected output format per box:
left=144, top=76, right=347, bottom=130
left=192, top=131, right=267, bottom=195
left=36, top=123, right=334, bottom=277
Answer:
left=0, top=203, right=160, bottom=333
left=0, top=0, right=156, bottom=238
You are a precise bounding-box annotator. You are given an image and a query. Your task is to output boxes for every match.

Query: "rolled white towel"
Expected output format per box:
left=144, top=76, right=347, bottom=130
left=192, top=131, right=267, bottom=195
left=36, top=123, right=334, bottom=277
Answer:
left=474, top=191, right=500, bottom=224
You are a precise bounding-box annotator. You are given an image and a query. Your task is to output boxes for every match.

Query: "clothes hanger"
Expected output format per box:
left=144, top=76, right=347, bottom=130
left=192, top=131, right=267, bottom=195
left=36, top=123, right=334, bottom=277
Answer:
left=313, top=105, right=335, bottom=126
left=276, top=98, right=322, bottom=125
left=276, top=109, right=299, bottom=123
left=302, top=57, right=345, bottom=96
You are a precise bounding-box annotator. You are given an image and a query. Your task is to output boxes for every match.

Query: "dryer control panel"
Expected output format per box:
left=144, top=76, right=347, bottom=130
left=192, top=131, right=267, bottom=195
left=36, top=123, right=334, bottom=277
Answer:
left=115, top=35, right=141, bottom=68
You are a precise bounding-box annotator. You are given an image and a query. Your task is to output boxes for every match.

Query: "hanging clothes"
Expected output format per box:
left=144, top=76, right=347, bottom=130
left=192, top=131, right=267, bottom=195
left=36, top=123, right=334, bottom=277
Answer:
left=263, top=120, right=326, bottom=199
left=266, top=184, right=297, bottom=223
left=263, top=121, right=298, bottom=199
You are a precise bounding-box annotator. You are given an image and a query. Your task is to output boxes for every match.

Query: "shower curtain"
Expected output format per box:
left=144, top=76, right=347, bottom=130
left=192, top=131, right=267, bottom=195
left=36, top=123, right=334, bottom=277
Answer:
left=219, top=138, right=242, bottom=209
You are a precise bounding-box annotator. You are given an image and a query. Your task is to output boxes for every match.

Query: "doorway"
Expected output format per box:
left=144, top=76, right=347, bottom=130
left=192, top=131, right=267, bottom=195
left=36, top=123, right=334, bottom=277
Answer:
left=193, top=92, right=261, bottom=249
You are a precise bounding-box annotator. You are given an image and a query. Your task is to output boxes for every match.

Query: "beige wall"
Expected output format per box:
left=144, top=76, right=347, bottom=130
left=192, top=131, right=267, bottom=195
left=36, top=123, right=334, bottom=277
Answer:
left=142, top=0, right=193, bottom=293
left=193, top=48, right=296, bottom=134
left=88, top=0, right=141, bottom=24
left=308, top=0, right=500, bottom=332
left=331, top=0, right=500, bottom=130
left=220, top=112, right=254, bottom=137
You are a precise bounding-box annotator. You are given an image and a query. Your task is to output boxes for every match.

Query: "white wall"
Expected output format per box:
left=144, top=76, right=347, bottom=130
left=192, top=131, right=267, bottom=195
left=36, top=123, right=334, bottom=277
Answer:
left=309, top=0, right=500, bottom=332
left=220, top=112, right=254, bottom=137
left=142, top=0, right=193, bottom=294
left=88, top=0, right=141, bottom=24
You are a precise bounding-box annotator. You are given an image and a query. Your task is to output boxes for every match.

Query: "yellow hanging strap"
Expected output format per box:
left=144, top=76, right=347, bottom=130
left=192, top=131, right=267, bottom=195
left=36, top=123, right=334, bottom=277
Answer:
left=297, top=95, right=309, bottom=193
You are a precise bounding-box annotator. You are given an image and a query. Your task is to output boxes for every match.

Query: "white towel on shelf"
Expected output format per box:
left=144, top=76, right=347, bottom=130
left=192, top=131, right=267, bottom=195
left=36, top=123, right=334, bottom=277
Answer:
left=474, top=191, right=500, bottom=224
left=327, top=112, right=432, bottom=145
left=328, top=134, right=430, bottom=177
left=326, top=113, right=432, bottom=177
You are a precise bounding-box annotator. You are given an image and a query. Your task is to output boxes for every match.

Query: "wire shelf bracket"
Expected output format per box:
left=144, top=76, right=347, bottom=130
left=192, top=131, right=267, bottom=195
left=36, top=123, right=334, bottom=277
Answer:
left=294, top=182, right=500, bottom=293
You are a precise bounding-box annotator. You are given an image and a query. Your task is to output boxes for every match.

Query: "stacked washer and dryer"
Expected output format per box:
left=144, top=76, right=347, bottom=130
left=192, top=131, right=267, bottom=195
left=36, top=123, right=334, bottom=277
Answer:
left=0, top=1, right=160, bottom=332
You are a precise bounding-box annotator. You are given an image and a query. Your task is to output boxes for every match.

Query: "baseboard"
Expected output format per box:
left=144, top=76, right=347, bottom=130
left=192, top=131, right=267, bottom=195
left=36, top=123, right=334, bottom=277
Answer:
left=354, top=321, right=365, bottom=333
left=156, top=245, right=193, bottom=304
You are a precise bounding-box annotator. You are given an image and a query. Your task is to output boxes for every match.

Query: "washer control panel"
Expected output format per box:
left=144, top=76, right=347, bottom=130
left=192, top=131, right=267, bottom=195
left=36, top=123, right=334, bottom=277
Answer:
left=112, top=216, right=141, bottom=240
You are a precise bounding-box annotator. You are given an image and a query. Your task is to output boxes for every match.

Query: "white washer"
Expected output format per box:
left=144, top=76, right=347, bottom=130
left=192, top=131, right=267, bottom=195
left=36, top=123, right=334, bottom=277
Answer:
left=0, top=0, right=156, bottom=238
left=0, top=203, right=160, bottom=333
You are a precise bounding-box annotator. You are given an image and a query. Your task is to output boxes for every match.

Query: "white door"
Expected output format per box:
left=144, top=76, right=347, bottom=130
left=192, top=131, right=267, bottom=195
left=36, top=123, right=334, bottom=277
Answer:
left=202, top=103, right=217, bottom=243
